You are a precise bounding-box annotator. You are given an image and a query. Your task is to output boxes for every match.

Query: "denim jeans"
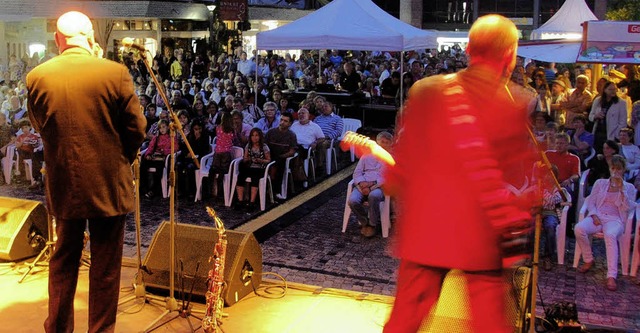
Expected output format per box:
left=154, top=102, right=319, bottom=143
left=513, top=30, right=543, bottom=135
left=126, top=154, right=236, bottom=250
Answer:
left=542, top=214, right=559, bottom=259
left=347, top=187, right=384, bottom=227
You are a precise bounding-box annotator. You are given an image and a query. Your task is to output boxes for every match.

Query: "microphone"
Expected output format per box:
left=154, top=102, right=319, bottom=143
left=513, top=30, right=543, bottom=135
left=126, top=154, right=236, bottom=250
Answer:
left=122, top=37, right=146, bottom=52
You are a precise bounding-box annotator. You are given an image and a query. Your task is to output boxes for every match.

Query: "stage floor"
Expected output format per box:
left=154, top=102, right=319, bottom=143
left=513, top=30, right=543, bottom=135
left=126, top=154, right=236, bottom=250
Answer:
left=0, top=259, right=397, bottom=333
left=1, top=257, right=491, bottom=333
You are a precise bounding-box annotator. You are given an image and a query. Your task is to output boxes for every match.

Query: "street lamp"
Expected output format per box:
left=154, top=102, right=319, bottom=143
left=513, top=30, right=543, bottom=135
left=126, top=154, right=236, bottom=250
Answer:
left=208, top=4, right=217, bottom=53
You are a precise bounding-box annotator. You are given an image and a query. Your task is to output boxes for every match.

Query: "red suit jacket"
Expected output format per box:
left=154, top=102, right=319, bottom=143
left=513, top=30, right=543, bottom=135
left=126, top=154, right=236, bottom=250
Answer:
left=27, top=47, right=146, bottom=219
left=386, top=65, right=535, bottom=271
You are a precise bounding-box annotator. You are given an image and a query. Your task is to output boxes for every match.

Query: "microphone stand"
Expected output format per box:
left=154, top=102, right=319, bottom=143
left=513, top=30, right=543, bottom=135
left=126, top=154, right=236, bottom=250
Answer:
left=525, top=126, right=567, bottom=333
left=130, top=46, right=203, bottom=332
left=118, top=150, right=154, bottom=307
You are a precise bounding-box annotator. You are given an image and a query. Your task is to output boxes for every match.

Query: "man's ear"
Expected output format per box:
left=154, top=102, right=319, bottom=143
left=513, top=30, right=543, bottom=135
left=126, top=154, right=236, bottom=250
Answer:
left=53, top=32, right=61, bottom=50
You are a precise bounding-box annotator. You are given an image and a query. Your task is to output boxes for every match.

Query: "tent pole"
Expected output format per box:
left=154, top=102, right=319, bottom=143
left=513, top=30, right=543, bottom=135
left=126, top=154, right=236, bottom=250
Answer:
left=592, top=63, right=602, bottom=93
left=318, top=50, right=322, bottom=84
left=399, top=51, right=405, bottom=127
left=255, top=49, right=259, bottom=110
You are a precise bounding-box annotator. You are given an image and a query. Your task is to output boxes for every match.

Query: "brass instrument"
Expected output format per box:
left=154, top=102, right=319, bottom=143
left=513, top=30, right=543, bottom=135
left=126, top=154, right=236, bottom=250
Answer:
left=202, top=207, right=227, bottom=333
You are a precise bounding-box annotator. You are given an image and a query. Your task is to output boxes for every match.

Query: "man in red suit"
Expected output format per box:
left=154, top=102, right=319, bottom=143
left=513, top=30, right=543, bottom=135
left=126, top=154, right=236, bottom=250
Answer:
left=383, top=15, right=535, bottom=332
left=27, top=11, right=146, bottom=333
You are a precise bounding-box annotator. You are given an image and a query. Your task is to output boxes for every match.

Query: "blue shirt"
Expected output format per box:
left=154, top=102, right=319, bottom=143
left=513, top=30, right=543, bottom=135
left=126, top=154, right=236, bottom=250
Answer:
left=255, top=116, right=280, bottom=134
left=314, top=113, right=344, bottom=140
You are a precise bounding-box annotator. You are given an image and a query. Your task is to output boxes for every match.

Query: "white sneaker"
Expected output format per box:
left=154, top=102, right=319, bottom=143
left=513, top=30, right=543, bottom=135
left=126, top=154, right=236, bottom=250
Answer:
left=275, top=193, right=286, bottom=200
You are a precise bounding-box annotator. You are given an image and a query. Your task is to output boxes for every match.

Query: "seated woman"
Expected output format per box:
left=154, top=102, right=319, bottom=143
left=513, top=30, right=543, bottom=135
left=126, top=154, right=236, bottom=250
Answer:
left=587, top=140, right=620, bottom=189
left=177, top=120, right=211, bottom=198
left=618, top=127, right=640, bottom=181
left=211, top=112, right=234, bottom=198
left=234, top=128, right=271, bottom=211
left=142, top=119, right=177, bottom=198
left=575, top=155, right=635, bottom=291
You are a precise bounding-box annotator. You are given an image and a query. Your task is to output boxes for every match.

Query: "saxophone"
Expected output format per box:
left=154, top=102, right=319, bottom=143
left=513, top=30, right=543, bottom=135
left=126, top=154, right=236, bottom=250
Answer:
left=202, top=207, right=227, bottom=333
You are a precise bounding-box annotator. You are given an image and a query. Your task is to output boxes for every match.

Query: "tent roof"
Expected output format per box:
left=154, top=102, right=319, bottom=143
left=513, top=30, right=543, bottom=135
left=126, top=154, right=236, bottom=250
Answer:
left=530, top=0, right=597, bottom=39
left=517, top=40, right=581, bottom=63
left=256, top=0, right=437, bottom=51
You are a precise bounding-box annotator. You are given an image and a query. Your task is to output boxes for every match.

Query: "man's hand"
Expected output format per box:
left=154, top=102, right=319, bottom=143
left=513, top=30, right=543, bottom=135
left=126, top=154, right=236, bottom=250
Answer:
left=360, top=186, right=371, bottom=196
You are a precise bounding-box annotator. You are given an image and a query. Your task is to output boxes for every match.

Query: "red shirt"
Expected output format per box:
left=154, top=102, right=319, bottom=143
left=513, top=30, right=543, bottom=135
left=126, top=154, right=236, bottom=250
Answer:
left=545, top=151, right=580, bottom=182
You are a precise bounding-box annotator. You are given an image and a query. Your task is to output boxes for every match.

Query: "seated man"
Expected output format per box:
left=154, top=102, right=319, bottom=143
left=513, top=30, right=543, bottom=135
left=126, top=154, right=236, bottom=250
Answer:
left=265, top=112, right=297, bottom=199
left=575, top=155, right=635, bottom=291
left=290, top=108, right=324, bottom=153
left=313, top=101, right=344, bottom=173
left=379, top=71, right=401, bottom=101
left=347, top=131, right=393, bottom=238
left=538, top=164, right=564, bottom=271
left=290, top=108, right=325, bottom=182
left=546, top=132, right=581, bottom=190
left=561, top=74, right=593, bottom=129
left=567, top=115, right=594, bottom=166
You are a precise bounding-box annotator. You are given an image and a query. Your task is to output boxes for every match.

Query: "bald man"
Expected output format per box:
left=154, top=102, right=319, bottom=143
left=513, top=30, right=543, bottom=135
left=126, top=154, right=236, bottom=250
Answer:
left=382, top=15, right=535, bottom=332
left=27, top=11, right=146, bottom=333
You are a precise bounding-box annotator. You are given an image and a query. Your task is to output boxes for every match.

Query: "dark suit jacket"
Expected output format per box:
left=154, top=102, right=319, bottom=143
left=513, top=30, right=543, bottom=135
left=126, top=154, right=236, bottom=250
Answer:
left=385, top=65, right=535, bottom=271
left=27, top=47, right=146, bottom=219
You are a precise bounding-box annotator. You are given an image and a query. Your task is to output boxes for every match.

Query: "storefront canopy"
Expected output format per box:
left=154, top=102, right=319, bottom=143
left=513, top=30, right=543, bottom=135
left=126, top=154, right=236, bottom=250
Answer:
left=256, top=0, right=438, bottom=51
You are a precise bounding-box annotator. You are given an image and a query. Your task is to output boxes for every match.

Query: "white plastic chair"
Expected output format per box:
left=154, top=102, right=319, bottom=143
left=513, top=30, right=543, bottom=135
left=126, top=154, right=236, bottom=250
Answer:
left=194, top=151, right=215, bottom=202
left=193, top=146, right=243, bottom=203
left=342, top=118, right=362, bottom=162
left=630, top=205, right=640, bottom=277
left=302, top=147, right=315, bottom=188
left=342, top=179, right=391, bottom=238
left=160, top=153, right=178, bottom=198
left=222, top=147, right=246, bottom=206
left=556, top=189, right=572, bottom=265
left=572, top=191, right=636, bottom=276
left=229, top=160, right=276, bottom=211
left=23, top=159, right=35, bottom=185
left=575, top=169, right=590, bottom=225
left=583, top=147, right=596, bottom=169
left=1, top=144, right=16, bottom=184
left=278, top=152, right=298, bottom=200
left=325, top=138, right=339, bottom=176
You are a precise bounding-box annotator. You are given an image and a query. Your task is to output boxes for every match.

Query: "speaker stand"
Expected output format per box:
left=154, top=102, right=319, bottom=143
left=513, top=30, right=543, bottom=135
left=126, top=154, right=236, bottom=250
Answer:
left=18, top=208, right=56, bottom=284
left=17, top=239, right=54, bottom=283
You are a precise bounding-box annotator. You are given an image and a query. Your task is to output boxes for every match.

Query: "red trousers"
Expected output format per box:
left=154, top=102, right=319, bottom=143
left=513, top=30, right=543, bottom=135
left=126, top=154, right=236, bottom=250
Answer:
left=44, top=215, right=126, bottom=333
left=384, top=260, right=513, bottom=333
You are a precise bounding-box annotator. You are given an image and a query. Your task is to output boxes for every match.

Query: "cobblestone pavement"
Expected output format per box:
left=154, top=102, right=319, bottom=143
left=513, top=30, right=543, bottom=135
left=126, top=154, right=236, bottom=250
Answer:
left=1, top=172, right=640, bottom=331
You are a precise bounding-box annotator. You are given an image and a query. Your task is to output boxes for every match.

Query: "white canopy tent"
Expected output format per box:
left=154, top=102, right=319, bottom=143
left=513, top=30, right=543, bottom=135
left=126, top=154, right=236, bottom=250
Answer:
left=517, top=40, right=581, bottom=63
left=530, top=0, right=597, bottom=40
left=255, top=0, right=438, bottom=116
left=256, top=0, right=438, bottom=51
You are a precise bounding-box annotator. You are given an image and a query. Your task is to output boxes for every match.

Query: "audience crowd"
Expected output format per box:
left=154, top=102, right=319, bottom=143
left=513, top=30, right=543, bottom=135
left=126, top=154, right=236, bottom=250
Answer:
left=1, top=47, right=640, bottom=268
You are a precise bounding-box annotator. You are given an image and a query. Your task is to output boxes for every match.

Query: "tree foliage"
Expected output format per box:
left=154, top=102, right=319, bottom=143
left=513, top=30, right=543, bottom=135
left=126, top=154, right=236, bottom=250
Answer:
left=606, top=0, right=640, bottom=21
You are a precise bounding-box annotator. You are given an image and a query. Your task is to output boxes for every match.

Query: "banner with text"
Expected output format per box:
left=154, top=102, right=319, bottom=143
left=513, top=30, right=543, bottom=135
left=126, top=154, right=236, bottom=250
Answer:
left=577, top=21, right=640, bottom=64
left=220, top=0, right=248, bottom=21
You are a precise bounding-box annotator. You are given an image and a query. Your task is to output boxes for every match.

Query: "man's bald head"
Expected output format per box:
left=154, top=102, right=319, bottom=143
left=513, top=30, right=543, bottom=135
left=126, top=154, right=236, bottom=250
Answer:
left=467, top=15, right=518, bottom=71
left=54, top=11, right=95, bottom=54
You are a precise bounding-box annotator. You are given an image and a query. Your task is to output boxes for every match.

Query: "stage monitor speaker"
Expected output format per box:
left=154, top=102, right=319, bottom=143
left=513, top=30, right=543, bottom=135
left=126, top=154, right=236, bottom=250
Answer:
left=419, top=267, right=531, bottom=332
left=143, top=221, right=262, bottom=306
left=0, top=197, right=49, bottom=262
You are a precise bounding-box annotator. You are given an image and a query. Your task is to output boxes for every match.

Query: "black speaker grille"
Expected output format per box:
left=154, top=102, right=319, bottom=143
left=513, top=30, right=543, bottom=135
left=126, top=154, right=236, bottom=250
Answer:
left=142, top=221, right=262, bottom=306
